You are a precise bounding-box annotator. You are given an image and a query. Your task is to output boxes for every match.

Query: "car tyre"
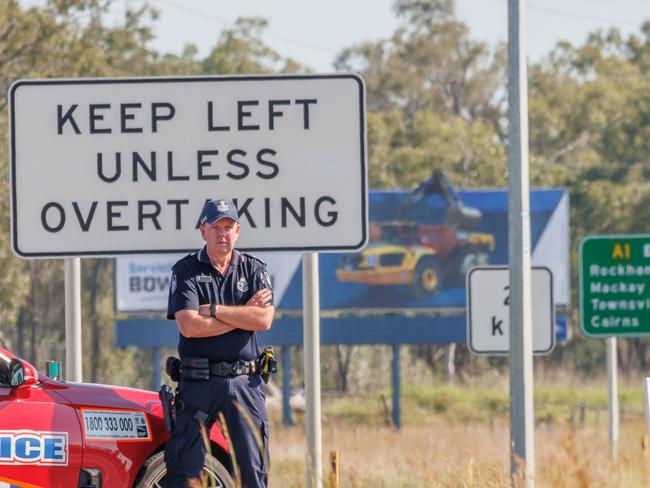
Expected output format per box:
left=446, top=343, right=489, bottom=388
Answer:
left=412, top=256, right=441, bottom=298
left=136, top=451, right=235, bottom=488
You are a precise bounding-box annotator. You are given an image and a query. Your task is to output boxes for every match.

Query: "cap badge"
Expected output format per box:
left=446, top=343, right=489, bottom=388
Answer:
left=217, top=200, right=229, bottom=212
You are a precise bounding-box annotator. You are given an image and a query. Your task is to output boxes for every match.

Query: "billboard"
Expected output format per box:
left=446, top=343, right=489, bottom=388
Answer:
left=115, top=179, right=569, bottom=313
left=115, top=254, right=182, bottom=312
left=279, top=183, right=569, bottom=310
left=115, top=251, right=298, bottom=312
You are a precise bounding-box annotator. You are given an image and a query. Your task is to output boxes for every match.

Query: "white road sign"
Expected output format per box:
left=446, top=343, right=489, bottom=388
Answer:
left=9, top=75, right=367, bottom=257
left=466, top=266, right=555, bottom=355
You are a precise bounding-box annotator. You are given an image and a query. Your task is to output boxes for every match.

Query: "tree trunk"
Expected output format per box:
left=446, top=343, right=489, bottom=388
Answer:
left=445, top=343, right=456, bottom=384
left=334, top=345, right=354, bottom=392
left=15, top=306, right=26, bottom=357
left=634, top=339, right=647, bottom=371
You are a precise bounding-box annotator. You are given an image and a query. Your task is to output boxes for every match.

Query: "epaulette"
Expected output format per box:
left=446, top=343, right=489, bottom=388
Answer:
left=241, top=252, right=267, bottom=266
left=172, top=251, right=197, bottom=268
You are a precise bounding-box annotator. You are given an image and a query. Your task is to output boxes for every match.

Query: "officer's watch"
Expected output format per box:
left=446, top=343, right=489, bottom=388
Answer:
left=209, top=303, right=218, bottom=319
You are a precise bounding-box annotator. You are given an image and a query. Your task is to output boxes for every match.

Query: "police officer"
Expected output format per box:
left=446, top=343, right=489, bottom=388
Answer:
left=165, top=198, right=274, bottom=488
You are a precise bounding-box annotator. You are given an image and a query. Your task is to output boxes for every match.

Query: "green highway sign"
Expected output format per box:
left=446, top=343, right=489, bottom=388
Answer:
left=580, top=234, right=650, bottom=337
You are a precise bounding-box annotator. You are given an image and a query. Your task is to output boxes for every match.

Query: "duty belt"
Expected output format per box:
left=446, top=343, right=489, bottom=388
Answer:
left=210, top=359, right=258, bottom=376
left=179, top=357, right=257, bottom=380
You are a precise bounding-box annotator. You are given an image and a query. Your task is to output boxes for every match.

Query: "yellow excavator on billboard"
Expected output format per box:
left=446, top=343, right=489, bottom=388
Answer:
left=336, top=171, right=495, bottom=298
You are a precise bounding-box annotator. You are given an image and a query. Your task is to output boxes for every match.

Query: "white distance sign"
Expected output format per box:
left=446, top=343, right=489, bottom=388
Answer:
left=466, top=266, right=555, bottom=355
left=9, top=75, right=367, bottom=257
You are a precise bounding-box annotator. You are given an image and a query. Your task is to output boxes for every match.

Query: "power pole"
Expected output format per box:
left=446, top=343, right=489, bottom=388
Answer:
left=507, top=0, right=535, bottom=486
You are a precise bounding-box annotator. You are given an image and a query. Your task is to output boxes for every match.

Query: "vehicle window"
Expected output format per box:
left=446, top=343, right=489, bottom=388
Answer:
left=0, top=358, right=9, bottom=386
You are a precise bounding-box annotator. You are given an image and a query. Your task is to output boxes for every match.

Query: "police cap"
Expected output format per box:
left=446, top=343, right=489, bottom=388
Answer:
left=199, top=199, right=240, bottom=225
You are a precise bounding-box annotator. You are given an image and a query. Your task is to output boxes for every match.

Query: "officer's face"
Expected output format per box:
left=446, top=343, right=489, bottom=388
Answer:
left=200, top=218, right=240, bottom=254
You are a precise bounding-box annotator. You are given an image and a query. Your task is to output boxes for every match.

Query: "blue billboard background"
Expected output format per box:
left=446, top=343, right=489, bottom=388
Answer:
left=276, top=188, right=568, bottom=310
left=116, top=186, right=570, bottom=348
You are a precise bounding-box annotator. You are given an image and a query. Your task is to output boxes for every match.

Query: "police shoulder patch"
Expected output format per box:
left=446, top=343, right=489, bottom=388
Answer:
left=262, top=271, right=273, bottom=289
left=241, top=252, right=267, bottom=266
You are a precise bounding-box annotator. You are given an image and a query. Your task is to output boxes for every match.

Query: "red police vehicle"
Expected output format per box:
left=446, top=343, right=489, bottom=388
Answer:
left=0, top=346, right=235, bottom=487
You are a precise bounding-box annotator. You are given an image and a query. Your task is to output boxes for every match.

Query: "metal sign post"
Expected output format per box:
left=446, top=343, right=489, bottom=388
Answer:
left=302, top=253, right=322, bottom=488
left=606, top=337, right=619, bottom=459
left=64, top=258, right=82, bottom=382
left=507, top=0, right=535, bottom=485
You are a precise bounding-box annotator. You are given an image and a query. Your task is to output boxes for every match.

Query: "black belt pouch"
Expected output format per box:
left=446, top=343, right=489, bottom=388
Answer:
left=181, top=357, right=210, bottom=381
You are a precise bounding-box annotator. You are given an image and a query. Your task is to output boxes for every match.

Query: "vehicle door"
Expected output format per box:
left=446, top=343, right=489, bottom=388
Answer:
left=0, top=358, right=83, bottom=487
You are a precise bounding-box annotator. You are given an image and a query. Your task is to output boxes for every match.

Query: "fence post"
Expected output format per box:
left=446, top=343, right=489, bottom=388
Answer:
left=328, top=450, right=340, bottom=488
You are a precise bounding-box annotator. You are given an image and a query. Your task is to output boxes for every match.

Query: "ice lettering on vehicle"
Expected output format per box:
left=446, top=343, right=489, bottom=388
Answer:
left=81, top=409, right=151, bottom=441
left=0, top=430, right=68, bottom=466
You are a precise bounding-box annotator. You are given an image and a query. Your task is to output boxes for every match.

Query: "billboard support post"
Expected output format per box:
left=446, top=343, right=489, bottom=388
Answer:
left=303, top=253, right=322, bottom=488
left=508, top=0, right=535, bottom=485
left=64, top=258, right=82, bottom=382
left=152, top=347, right=162, bottom=391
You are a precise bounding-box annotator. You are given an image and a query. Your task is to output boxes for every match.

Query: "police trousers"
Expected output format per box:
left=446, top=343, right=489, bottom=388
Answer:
left=164, top=374, right=270, bottom=488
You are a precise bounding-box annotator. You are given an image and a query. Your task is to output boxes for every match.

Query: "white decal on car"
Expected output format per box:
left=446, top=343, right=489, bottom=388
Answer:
left=82, top=409, right=151, bottom=441
left=0, top=430, right=68, bottom=466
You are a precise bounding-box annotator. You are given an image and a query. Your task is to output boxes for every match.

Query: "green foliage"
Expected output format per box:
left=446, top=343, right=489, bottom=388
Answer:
left=3, top=0, right=650, bottom=384
left=323, top=396, right=388, bottom=426
left=320, top=382, right=644, bottom=427
left=404, top=384, right=509, bottom=422
left=362, top=0, right=650, bottom=375
left=335, top=0, right=507, bottom=190
left=0, top=0, right=304, bottom=380
left=201, top=17, right=306, bottom=75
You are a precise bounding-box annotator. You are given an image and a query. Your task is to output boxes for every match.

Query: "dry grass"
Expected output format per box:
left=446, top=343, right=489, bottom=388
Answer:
left=263, top=374, right=650, bottom=486
left=268, top=417, right=650, bottom=487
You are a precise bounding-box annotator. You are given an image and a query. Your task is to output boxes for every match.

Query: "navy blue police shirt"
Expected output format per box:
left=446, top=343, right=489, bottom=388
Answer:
left=167, top=247, right=273, bottom=362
